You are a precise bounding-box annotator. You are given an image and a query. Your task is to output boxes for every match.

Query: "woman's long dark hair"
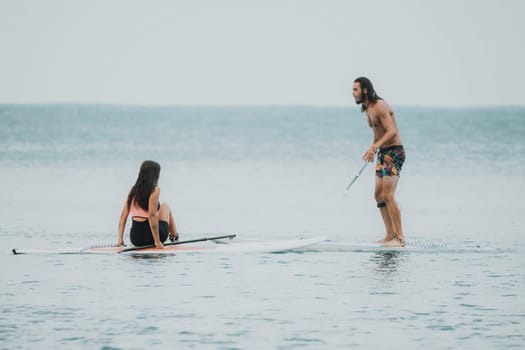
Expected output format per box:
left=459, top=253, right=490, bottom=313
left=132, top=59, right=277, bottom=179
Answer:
left=127, top=160, right=161, bottom=211
left=354, top=77, right=381, bottom=112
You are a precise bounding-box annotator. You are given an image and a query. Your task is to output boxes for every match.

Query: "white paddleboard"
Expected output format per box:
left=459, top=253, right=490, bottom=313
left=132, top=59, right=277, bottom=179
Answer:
left=12, top=236, right=327, bottom=255
left=317, top=241, right=487, bottom=253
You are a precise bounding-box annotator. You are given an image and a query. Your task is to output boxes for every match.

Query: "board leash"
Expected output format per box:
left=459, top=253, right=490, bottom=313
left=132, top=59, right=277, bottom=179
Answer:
left=79, top=243, right=121, bottom=253
left=405, top=242, right=449, bottom=249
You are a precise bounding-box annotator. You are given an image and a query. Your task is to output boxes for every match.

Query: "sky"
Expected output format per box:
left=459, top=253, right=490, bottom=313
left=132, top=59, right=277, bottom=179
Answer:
left=1, top=0, right=524, bottom=107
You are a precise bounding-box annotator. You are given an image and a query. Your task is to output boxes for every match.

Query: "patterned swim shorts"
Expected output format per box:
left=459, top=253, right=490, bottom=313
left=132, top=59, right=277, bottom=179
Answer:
left=376, top=145, right=406, bottom=177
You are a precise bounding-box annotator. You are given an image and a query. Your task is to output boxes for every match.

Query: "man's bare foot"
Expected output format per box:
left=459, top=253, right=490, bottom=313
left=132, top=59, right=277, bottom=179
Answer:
left=377, top=234, right=395, bottom=243
left=382, top=236, right=406, bottom=247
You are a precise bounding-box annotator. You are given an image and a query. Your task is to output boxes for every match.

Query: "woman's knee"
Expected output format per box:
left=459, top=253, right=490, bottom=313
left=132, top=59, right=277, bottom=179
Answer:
left=159, top=203, right=171, bottom=220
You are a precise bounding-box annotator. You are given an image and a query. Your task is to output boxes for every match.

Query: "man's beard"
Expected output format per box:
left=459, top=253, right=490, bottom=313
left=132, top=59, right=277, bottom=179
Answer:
left=355, top=93, right=365, bottom=105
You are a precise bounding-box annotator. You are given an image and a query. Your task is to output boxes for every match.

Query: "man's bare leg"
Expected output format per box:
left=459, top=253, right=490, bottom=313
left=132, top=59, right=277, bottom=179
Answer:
left=381, top=176, right=404, bottom=246
left=378, top=206, right=395, bottom=243
left=375, top=176, right=395, bottom=243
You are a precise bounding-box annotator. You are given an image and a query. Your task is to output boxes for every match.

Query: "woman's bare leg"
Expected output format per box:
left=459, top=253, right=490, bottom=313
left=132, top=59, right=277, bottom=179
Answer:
left=159, top=203, right=178, bottom=240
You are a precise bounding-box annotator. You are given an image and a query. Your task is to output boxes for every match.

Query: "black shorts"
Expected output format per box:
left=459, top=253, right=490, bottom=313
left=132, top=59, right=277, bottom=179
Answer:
left=130, top=220, right=169, bottom=247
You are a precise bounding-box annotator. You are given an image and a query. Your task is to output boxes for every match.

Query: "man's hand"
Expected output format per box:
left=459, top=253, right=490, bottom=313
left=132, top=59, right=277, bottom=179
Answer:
left=362, top=146, right=377, bottom=162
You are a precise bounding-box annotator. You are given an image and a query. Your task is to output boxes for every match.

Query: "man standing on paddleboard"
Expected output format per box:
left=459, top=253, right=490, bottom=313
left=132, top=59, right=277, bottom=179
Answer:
left=352, top=77, right=406, bottom=247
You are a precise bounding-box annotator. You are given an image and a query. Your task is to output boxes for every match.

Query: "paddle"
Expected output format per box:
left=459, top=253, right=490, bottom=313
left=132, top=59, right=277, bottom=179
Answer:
left=345, top=162, right=369, bottom=191
left=119, top=234, right=237, bottom=253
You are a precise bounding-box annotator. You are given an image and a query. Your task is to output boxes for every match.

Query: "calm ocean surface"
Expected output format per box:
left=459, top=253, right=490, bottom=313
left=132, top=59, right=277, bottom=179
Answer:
left=1, top=104, right=524, bottom=349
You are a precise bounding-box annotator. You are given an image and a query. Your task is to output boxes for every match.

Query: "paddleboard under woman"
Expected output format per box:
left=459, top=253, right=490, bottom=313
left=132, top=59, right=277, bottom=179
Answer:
left=117, top=160, right=178, bottom=248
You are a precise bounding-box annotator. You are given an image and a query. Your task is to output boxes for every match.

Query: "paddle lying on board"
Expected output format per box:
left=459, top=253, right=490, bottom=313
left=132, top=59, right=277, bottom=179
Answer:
left=119, top=234, right=237, bottom=253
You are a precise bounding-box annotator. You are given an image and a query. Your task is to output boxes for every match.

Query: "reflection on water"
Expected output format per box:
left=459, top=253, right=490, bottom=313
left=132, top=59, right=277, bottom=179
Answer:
left=371, top=251, right=403, bottom=274
left=127, top=253, right=176, bottom=262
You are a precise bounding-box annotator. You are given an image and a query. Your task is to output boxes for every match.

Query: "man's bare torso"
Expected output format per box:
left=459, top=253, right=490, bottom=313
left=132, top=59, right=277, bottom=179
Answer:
left=366, top=99, right=402, bottom=148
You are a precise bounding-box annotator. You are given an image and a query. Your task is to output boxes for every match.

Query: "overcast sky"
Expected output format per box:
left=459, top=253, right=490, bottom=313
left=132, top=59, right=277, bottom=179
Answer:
left=1, top=0, right=523, bottom=107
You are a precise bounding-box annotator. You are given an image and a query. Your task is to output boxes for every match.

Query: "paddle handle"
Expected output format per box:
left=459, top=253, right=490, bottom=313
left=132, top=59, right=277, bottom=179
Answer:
left=345, top=162, right=369, bottom=191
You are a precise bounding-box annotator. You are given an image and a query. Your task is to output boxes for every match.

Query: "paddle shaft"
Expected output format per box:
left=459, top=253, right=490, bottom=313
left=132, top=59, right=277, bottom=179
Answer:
left=345, top=162, right=369, bottom=191
left=119, top=234, right=236, bottom=253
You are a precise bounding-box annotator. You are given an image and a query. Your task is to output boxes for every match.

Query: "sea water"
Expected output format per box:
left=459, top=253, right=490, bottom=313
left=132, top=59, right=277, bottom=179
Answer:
left=0, top=105, right=524, bottom=349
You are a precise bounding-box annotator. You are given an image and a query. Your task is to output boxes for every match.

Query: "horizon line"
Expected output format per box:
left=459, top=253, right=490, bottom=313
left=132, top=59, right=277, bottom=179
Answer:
left=1, top=101, right=524, bottom=109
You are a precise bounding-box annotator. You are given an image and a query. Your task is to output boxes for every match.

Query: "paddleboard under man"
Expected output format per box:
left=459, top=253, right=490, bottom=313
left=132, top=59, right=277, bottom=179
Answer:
left=352, top=77, right=406, bottom=247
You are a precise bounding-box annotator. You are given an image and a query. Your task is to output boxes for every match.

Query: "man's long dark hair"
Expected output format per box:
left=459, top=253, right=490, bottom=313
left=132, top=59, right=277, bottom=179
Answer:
left=127, top=160, right=161, bottom=211
left=354, top=77, right=381, bottom=112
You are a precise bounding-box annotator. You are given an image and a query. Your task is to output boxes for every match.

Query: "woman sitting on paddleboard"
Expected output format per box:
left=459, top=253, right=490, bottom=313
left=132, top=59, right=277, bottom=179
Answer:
left=117, top=160, right=178, bottom=248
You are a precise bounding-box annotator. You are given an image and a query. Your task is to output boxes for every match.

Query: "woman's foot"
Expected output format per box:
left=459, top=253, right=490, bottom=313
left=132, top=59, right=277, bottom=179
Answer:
left=169, top=233, right=179, bottom=242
